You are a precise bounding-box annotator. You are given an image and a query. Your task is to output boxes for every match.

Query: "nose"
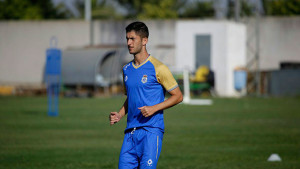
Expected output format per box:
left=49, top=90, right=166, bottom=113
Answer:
left=127, top=39, right=131, bottom=46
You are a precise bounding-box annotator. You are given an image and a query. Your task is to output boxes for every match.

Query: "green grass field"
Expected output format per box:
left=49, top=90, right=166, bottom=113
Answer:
left=0, top=96, right=300, bottom=169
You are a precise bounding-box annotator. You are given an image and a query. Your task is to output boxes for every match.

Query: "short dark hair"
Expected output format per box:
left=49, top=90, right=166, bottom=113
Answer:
left=125, top=21, right=149, bottom=38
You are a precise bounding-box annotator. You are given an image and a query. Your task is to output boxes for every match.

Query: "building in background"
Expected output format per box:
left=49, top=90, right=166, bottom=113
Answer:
left=0, top=17, right=300, bottom=96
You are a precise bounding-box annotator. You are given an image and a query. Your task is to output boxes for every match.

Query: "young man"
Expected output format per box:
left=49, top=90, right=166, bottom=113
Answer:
left=109, top=21, right=183, bottom=169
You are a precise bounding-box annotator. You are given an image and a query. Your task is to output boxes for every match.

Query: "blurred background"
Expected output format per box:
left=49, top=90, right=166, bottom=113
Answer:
left=0, top=0, right=299, bottom=98
left=1, top=1, right=300, bottom=169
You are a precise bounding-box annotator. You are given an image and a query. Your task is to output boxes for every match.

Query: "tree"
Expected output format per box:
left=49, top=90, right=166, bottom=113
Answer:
left=227, top=0, right=253, bottom=19
left=262, top=0, right=300, bottom=16
left=115, top=0, right=186, bottom=19
left=0, top=0, right=72, bottom=20
left=74, top=0, right=123, bottom=19
left=138, top=0, right=179, bottom=19
left=179, top=1, right=214, bottom=19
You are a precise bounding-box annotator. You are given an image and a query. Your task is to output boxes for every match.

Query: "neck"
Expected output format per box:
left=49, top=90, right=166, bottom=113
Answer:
left=134, top=49, right=149, bottom=66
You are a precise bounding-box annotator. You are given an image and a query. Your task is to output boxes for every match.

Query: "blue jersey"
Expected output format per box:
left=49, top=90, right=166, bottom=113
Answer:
left=123, top=56, right=178, bottom=134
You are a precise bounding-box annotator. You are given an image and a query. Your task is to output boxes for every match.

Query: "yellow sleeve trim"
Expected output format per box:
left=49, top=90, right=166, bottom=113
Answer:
left=149, top=56, right=178, bottom=91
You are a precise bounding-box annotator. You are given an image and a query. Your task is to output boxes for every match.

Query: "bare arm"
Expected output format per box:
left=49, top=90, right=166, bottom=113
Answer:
left=139, top=87, right=183, bottom=117
left=109, top=98, right=128, bottom=125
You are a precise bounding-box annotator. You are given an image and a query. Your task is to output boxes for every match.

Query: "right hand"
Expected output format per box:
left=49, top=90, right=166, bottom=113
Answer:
left=109, top=112, right=122, bottom=125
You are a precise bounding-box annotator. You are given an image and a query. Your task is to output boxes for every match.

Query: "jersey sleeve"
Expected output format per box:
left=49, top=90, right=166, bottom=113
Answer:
left=156, top=65, right=178, bottom=92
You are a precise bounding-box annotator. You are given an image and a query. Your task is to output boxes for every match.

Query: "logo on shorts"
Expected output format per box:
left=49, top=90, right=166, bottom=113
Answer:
left=141, top=75, right=147, bottom=83
left=147, top=159, right=153, bottom=166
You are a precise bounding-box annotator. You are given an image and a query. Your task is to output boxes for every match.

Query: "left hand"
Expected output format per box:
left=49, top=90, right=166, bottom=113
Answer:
left=138, top=106, right=156, bottom=117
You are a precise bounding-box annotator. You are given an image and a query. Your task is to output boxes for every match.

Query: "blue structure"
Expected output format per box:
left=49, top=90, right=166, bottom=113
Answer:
left=234, top=70, right=247, bottom=91
left=45, top=37, right=61, bottom=116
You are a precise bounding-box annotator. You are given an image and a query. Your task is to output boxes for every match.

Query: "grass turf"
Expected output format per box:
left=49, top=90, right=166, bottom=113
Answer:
left=0, top=96, right=299, bottom=169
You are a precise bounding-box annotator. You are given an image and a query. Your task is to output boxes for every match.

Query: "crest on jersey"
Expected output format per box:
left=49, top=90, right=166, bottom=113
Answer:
left=141, top=75, right=148, bottom=83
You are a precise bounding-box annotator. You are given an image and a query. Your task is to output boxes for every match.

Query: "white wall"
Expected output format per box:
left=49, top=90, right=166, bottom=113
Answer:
left=0, top=20, right=176, bottom=86
left=176, top=20, right=246, bottom=96
left=245, top=17, right=300, bottom=70
left=0, top=21, right=89, bottom=85
left=92, top=20, right=176, bottom=67
left=93, top=20, right=175, bottom=47
left=227, top=23, right=247, bottom=96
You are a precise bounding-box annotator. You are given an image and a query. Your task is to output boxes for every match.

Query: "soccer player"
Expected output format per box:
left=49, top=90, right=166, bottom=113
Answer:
left=109, top=21, right=183, bottom=169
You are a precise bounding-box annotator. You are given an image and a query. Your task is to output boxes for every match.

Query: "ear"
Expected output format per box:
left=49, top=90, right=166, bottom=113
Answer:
left=142, top=37, right=148, bottom=46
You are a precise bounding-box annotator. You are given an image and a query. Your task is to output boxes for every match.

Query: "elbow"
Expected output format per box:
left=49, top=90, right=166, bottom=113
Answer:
left=178, top=93, right=183, bottom=104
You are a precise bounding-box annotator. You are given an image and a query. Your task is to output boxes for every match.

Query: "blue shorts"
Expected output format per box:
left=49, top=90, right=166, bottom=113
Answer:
left=119, top=127, right=163, bottom=169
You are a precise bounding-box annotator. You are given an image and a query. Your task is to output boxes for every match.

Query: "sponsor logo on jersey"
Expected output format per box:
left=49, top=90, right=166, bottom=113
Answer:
left=147, top=159, right=153, bottom=166
left=141, top=75, right=147, bottom=83
left=124, top=75, right=128, bottom=82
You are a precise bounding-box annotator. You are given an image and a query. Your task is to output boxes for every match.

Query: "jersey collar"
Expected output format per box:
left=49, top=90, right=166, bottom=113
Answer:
left=132, top=55, right=151, bottom=69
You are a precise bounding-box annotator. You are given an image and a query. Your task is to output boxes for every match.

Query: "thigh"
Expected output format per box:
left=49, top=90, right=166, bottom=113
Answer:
left=119, top=133, right=139, bottom=169
left=138, top=131, right=163, bottom=169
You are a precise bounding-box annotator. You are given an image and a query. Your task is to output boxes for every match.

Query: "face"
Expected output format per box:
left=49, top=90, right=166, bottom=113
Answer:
left=126, top=31, right=147, bottom=55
